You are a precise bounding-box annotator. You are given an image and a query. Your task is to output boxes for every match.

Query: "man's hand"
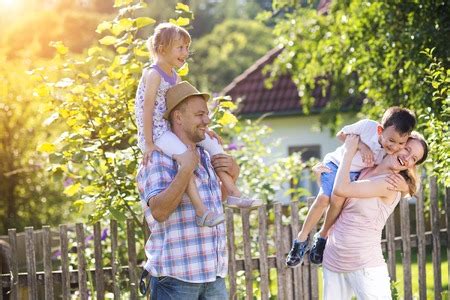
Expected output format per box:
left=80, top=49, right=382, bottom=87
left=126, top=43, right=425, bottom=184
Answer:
left=211, top=154, right=240, bottom=181
left=358, top=141, right=375, bottom=167
left=173, top=146, right=199, bottom=174
left=143, top=143, right=162, bottom=165
left=385, top=173, right=409, bottom=194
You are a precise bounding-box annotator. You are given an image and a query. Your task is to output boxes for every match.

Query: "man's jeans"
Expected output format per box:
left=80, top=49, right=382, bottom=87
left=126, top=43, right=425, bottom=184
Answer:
left=150, top=276, right=227, bottom=300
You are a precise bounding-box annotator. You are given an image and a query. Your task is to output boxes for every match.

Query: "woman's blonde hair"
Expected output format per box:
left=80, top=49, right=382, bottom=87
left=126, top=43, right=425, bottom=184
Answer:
left=146, top=23, right=191, bottom=57
left=399, top=131, right=428, bottom=196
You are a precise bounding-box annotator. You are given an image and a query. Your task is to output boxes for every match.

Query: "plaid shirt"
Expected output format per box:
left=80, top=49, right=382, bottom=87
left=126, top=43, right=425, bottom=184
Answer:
left=137, top=147, right=228, bottom=283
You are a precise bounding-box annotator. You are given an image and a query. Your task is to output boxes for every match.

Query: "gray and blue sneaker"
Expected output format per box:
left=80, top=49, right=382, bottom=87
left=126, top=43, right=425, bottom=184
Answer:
left=286, top=239, right=309, bottom=268
left=309, top=233, right=327, bottom=264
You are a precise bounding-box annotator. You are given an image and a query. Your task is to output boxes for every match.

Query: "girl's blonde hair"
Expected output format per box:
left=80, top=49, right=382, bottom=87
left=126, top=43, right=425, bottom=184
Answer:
left=147, top=23, right=191, bottom=57
left=399, top=131, right=428, bottom=196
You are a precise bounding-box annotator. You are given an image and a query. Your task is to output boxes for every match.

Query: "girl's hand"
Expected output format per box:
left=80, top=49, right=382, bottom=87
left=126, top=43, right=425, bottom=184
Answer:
left=344, top=134, right=360, bottom=156
left=143, top=144, right=162, bottom=165
left=385, top=173, right=409, bottom=194
left=206, top=129, right=223, bottom=145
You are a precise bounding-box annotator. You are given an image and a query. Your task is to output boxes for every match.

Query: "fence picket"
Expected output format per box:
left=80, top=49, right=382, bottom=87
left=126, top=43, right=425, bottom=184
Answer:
left=241, top=208, right=253, bottom=300
left=226, top=209, right=237, bottom=300
left=59, top=225, right=70, bottom=300
left=94, top=222, right=105, bottom=300
left=110, top=220, right=120, bottom=299
left=76, top=223, right=88, bottom=300
left=274, top=203, right=286, bottom=300
left=415, top=186, right=427, bottom=300
left=127, top=219, right=138, bottom=300
left=283, top=225, right=294, bottom=300
left=385, top=214, right=396, bottom=281
left=25, top=227, right=37, bottom=300
left=258, top=205, right=269, bottom=300
left=8, top=229, right=18, bottom=300
left=399, top=199, right=412, bottom=299
left=446, top=187, right=450, bottom=298
left=289, top=201, right=303, bottom=299
left=430, top=177, right=442, bottom=299
left=42, top=226, right=54, bottom=300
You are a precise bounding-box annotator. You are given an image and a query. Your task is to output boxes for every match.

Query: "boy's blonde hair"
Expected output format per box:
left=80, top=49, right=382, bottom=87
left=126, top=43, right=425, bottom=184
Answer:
left=147, top=23, right=191, bottom=57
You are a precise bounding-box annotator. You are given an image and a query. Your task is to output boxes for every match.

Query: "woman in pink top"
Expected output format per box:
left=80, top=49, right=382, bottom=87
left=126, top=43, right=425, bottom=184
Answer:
left=322, top=133, right=428, bottom=299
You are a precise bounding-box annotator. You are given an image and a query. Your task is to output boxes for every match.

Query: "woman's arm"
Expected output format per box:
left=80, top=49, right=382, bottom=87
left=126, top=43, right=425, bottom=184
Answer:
left=333, top=135, right=395, bottom=199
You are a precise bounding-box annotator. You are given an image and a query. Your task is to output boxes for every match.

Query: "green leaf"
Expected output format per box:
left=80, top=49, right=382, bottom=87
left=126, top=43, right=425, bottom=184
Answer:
left=49, top=41, right=69, bottom=55
left=64, top=183, right=81, bottom=197
left=175, top=3, right=190, bottom=12
left=169, top=17, right=190, bottom=27
left=99, top=36, right=117, bottom=46
left=135, top=17, right=156, bottom=29
left=113, top=0, right=133, bottom=8
left=109, top=207, right=127, bottom=222
left=38, top=142, right=56, bottom=153
left=177, top=63, right=189, bottom=76
left=96, top=21, right=112, bottom=34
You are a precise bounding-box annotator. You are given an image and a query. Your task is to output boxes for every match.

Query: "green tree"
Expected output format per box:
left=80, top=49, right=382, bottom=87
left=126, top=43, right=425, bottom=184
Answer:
left=269, top=0, right=449, bottom=184
left=188, top=19, right=273, bottom=92
left=0, top=59, right=71, bottom=233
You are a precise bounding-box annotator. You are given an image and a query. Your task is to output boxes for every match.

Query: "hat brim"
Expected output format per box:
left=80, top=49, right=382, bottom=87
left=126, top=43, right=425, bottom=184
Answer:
left=163, top=92, right=210, bottom=120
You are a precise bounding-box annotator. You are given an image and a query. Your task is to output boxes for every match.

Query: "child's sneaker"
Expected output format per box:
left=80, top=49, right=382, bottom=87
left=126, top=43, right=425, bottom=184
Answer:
left=285, top=239, right=309, bottom=268
left=226, top=195, right=263, bottom=208
left=309, top=233, right=327, bottom=264
left=196, top=210, right=225, bottom=227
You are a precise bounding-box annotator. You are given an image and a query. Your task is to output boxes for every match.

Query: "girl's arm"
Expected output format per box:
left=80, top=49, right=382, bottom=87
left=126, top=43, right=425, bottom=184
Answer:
left=142, top=70, right=162, bottom=163
left=333, top=135, right=396, bottom=200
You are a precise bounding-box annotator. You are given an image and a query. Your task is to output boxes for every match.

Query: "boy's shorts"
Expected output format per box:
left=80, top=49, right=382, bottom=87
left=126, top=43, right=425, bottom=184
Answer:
left=319, top=161, right=360, bottom=197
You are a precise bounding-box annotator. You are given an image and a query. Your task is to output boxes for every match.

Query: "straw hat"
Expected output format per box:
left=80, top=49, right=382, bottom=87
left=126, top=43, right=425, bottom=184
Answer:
left=163, top=81, right=210, bottom=119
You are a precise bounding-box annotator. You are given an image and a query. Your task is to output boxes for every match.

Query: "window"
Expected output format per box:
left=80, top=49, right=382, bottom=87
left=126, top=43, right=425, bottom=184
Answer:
left=288, top=145, right=321, bottom=201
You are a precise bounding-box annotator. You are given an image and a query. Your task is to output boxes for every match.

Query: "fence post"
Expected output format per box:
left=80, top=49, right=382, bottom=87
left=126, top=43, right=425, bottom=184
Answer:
left=110, top=220, right=120, bottom=300
left=385, top=214, right=396, bottom=282
left=241, top=208, right=253, bottom=300
left=226, top=209, right=237, bottom=300
left=42, top=226, right=54, bottom=300
left=127, top=219, right=138, bottom=300
left=446, top=187, right=450, bottom=298
left=59, top=225, right=70, bottom=300
left=430, top=177, right=442, bottom=300
left=290, top=201, right=303, bottom=300
left=76, top=223, right=88, bottom=300
left=25, top=227, right=37, bottom=300
left=274, top=203, right=286, bottom=300
left=415, top=186, right=427, bottom=300
left=8, top=229, right=18, bottom=300
left=258, top=205, right=269, bottom=300
left=399, top=199, right=412, bottom=299
left=94, top=222, right=105, bottom=300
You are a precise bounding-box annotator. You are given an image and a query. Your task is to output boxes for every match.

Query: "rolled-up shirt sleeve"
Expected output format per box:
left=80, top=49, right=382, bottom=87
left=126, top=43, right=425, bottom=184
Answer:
left=136, top=151, right=175, bottom=207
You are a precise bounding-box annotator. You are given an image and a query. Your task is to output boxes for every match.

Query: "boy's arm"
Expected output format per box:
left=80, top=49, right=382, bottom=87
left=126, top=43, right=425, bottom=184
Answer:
left=336, top=122, right=375, bottom=166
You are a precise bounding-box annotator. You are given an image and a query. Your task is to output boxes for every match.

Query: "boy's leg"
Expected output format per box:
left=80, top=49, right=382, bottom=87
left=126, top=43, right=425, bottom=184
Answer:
left=297, top=193, right=330, bottom=242
left=309, top=193, right=345, bottom=264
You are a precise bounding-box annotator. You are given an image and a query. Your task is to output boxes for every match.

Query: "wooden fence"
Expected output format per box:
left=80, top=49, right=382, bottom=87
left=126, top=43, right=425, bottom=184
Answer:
left=0, top=177, right=448, bottom=299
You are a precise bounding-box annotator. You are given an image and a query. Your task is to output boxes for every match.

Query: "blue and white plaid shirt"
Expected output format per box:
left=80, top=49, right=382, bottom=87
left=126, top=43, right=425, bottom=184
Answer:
left=137, top=147, right=228, bottom=283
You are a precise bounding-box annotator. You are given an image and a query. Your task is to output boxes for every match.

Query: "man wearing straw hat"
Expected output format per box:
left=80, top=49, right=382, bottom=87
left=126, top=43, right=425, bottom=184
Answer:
left=137, top=81, right=238, bottom=299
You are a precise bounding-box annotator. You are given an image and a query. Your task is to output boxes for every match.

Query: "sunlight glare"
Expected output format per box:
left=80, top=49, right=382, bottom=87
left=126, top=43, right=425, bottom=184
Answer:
left=1, top=0, right=15, bottom=7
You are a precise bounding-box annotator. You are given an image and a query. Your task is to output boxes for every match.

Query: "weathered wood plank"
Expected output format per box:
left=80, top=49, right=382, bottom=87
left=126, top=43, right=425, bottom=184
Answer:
left=283, top=225, right=293, bottom=300
left=59, top=225, right=70, bottom=300
left=430, top=177, right=442, bottom=300
left=25, top=227, right=37, bottom=300
left=8, top=229, right=18, bottom=300
left=76, top=223, right=88, bottom=300
left=127, top=219, right=138, bottom=300
left=94, top=222, right=105, bottom=300
left=258, top=205, right=269, bottom=300
left=445, top=187, right=450, bottom=299
left=385, top=213, right=396, bottom=281
left=399, top=199, right=412, bottom=299
left=241, top=209, right=253, bottom=300
left=274, top=203, right=286, bottom=300
left=110, top=220, right=120, bottom=300
left=226, top=209, right=237, bottom=300
left=289, top=201, right=303, bottom=300
left=42, top=226, right=54, bottom=300
left=415, top=187, right=427, bottom=300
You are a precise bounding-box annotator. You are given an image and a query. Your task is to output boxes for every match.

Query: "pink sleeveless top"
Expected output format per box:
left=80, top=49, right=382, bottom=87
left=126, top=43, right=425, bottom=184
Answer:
left=322, top=173, right=401, bottom=272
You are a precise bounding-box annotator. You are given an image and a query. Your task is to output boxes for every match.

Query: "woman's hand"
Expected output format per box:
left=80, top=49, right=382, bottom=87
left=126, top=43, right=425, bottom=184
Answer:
left=206, top=129, right=223, bottom=145
left=344, top=134, right=360, bottom=156
left=385, top=173, right=409, bottom=194
left=143, top=143, right=162, bottom=165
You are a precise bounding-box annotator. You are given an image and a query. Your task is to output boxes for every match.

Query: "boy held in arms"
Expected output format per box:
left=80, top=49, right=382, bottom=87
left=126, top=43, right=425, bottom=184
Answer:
left=286, top=107, right=416, bottom=267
